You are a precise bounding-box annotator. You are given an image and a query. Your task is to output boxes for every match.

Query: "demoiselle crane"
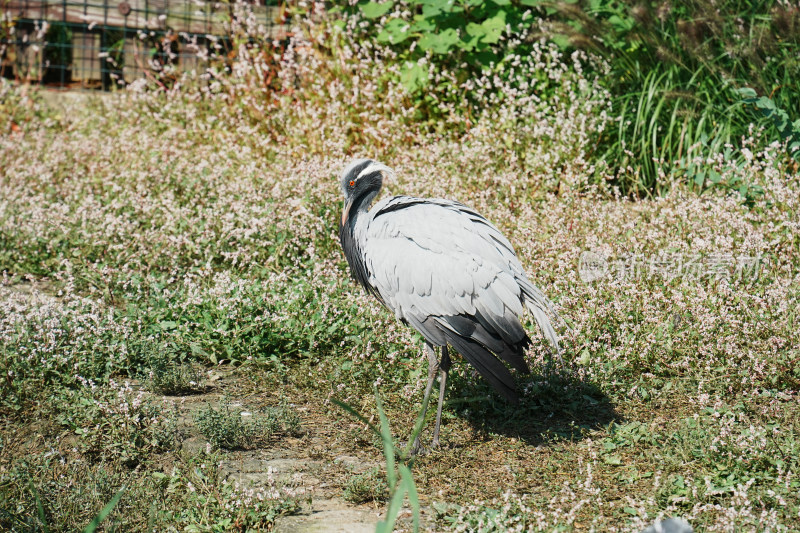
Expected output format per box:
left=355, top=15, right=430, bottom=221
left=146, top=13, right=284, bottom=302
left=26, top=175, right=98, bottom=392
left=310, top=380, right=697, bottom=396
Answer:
left=338, top=158, right=561, bottom=451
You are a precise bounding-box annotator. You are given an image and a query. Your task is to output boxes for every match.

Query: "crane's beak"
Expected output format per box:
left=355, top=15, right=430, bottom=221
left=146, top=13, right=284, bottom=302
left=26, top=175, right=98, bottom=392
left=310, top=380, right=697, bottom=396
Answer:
left=341, top=199, right=353, bottom=227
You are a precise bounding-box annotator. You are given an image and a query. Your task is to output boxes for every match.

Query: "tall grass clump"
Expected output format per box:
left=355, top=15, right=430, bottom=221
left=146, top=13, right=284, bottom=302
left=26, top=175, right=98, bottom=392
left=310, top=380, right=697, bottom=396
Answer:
left=552, top=0, right=800, bottom=193
left=350, top=0, right=800, bottom=195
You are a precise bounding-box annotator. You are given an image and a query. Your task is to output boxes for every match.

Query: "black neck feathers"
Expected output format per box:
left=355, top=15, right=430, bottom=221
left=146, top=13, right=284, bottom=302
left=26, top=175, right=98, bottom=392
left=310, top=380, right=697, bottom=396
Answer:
left=339, top=192, right=375, bottom=294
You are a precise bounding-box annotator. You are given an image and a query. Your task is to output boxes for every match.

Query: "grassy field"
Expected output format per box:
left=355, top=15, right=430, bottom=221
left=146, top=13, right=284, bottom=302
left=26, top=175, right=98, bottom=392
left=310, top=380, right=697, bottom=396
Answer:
left=1, top=6, right=800, bottom=531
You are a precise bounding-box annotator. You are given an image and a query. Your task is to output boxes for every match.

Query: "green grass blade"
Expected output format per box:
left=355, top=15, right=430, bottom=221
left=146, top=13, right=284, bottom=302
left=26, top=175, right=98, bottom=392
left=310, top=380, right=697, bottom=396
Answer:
left=375, top=392, right=398, bottom=491
left=376, top=476, right=408, bottom=533
left=82, top=486, right=126, bottom=533
left=399, top=464, right=421, bottom=533
left=399, top=382, right=433, bottom=462
left=29, top=480, right=50, bottom=533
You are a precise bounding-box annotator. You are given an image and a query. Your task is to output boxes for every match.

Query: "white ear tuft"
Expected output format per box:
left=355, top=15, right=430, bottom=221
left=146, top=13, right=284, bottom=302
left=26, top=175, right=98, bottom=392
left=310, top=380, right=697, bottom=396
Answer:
left=358, top=162, right=395, bottom=182
left=340, top=158, right=373, bottom=181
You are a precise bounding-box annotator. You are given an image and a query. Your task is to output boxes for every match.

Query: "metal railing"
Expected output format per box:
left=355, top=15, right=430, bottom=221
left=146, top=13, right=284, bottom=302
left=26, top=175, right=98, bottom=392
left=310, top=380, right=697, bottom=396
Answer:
left=1, top=0, right=285, bottom=89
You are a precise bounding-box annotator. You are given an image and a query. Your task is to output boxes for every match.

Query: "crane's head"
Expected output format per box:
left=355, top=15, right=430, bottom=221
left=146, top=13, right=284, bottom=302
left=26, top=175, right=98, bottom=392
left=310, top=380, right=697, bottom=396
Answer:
left=339, top=158, right=394, bottom=226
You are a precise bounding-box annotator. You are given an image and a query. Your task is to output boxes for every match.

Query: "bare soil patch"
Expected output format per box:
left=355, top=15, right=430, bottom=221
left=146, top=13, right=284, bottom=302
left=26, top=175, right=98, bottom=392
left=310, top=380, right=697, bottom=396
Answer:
left=147, top=367, right=435, bottom=532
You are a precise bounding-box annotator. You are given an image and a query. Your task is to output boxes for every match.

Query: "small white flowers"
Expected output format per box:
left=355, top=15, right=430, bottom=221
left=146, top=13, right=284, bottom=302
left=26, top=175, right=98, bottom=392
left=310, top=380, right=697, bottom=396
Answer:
left=0, top=5, right=797, bottom=528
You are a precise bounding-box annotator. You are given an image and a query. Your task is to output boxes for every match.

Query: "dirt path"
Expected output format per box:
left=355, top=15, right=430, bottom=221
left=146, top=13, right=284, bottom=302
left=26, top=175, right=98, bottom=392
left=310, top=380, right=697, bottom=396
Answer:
left=169, top=369, right=440, bottom=532
left=172, top=352, right=454, bottom=532
left=163, top=369, right=397, bottom=533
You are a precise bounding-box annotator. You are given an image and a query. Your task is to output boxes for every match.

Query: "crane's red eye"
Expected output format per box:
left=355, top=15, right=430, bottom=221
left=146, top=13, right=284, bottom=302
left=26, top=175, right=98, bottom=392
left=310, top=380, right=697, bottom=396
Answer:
left=349, top=180, right=355, bottom=187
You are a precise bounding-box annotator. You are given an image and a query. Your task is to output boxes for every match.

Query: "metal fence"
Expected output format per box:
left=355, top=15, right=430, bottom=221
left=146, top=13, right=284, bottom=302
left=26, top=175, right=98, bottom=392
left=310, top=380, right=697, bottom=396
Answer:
left=1, top=1, right=285, bottom=89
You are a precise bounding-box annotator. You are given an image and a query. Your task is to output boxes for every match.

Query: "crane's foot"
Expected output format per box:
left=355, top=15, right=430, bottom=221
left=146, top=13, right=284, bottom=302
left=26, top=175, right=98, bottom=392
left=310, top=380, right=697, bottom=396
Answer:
left=405, top=436, right=441, bottom=457
left=405, top=436, right=423, bottom=457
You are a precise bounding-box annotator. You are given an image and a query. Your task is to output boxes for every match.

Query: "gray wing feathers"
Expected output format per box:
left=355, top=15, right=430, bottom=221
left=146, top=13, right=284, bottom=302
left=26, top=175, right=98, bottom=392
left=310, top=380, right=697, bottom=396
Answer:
left=405, top=314, right=448, bottom=347
left=362, top=197, right=561, bottom=397
left=529, top=303, right=561, bottom=355
left=445, top=333, right=519, bottom=403
left=367, top=233, right=478, bottom=318
left=520, top=281, right=561, bottom=355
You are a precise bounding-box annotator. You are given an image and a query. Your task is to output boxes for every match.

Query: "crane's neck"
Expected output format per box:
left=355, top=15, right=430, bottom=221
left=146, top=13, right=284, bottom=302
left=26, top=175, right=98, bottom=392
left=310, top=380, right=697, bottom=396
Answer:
left=339, top=189, right=378, bottom=292
left=353, top=189, right=379, bottom=220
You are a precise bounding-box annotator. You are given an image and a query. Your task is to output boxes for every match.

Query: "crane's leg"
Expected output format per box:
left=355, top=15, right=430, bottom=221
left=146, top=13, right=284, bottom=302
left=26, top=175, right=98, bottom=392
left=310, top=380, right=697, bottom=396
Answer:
left=408, top=342, right=438, bottom=455
left=431, top=345, right=451, bottom=449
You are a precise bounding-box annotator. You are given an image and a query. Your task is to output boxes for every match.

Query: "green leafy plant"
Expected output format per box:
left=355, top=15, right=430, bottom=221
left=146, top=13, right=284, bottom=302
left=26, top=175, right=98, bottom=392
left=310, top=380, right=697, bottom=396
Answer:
left=343, top=467, right=389, bottom=504
left=738, top=87, right=800, bottom=161
left=352, top=1, right=546, bottom=111
left=138, top=339, right=204, bottom=395
left=369, top=0, right=515, bottom=56
left=195, top=399, right=301, bottom=450
left=353, top=0, right=800, bottom=195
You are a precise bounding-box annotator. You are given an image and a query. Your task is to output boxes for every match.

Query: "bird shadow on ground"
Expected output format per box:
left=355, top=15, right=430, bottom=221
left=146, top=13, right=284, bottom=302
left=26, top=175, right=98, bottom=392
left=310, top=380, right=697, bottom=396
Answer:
left=444, top=364, right=621, bottom=447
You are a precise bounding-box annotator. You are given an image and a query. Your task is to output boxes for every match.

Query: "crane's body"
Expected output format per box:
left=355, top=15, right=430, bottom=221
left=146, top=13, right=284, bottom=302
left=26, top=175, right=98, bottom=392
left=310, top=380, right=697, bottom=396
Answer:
left=338, top=158, right=561, bottom=451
